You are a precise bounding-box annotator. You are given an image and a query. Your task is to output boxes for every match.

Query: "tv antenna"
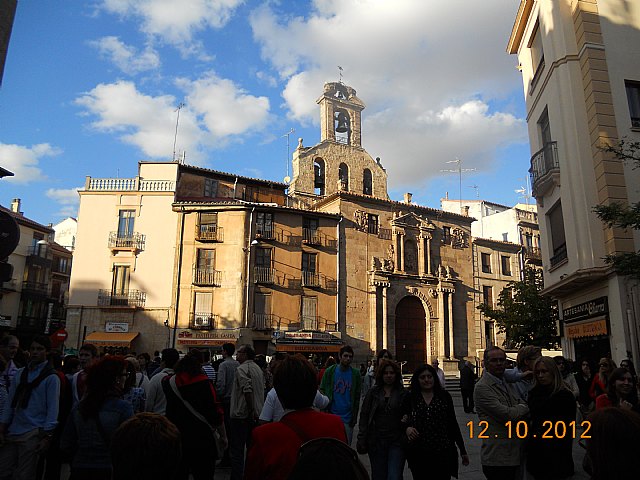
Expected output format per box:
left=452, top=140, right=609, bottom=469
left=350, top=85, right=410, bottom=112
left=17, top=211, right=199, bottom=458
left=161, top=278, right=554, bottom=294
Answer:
left=338, top=66, right=343, bottom=83
left=515, top=176, right=532, bottom=206
left=440, top=157, right=476, bottom=214
left=282, top=128, right=295, bottom=183
left=469, top=184, right=480, bottom=199
left=172, top=102, right=185, bottom=162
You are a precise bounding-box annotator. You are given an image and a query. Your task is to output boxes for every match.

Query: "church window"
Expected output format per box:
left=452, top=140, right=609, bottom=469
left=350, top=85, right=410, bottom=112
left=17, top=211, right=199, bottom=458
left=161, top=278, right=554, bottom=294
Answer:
left=363, top=169, right=372, bottom=195
left=338, top=163, right=349, bottom=191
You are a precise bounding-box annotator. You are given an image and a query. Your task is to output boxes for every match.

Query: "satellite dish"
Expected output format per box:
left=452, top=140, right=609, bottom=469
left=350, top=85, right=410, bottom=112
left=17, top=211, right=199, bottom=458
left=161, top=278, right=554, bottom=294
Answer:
left=284, top=176, right=291, bottom=184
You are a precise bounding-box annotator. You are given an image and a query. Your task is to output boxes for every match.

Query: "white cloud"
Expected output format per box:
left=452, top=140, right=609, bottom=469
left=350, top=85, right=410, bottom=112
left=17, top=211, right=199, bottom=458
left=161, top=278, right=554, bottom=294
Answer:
left=177, top=73, right=270, bottom=138
left=101, top=0, right=244, bottom=52
left=75, top=80, right=207, bottom=161
left=90, top=36, right=160, bottom=74
left=46, top=187, right=82, bottom=218
left=250, top=0, right=528, bottom=185
left=0, top=143, right=62, bottom=184
left=75, top=76, right=270, bottom=161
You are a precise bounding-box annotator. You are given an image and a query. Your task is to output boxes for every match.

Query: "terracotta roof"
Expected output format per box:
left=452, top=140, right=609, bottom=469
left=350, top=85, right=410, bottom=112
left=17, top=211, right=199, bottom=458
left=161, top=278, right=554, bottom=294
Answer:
left=473, top=237, right=522, bottom=250
left=0, top=205, right=54, bottom=233
left=312, top=191, right=474, bottom=223
left=172, top=200, right=341, bottom=218
left=175, top=163, right=288, bottom=188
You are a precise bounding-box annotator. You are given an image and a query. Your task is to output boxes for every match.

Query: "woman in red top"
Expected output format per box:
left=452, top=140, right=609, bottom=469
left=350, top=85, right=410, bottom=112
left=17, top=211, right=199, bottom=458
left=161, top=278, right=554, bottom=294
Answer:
left=595, top=367, right=638, bottom=411
left=589, top=357, right=615, bottom=400
left=245, top=354, right=346, bottom=480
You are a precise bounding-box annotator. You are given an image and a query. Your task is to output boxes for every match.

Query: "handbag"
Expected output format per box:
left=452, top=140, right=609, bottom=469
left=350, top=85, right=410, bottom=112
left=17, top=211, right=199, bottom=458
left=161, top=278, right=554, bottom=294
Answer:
left=169, top=376, right=225, bottom=457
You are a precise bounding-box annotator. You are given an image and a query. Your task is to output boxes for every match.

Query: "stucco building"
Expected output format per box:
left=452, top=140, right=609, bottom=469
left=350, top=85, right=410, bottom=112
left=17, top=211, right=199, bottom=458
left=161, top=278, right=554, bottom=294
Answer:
left=508, top=0, right=640, bottom=364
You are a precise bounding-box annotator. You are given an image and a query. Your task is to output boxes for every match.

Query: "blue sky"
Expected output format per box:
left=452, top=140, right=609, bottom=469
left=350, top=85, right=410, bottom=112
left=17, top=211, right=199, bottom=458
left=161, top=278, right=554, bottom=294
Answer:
left=1, top=0, right=531, bottom=225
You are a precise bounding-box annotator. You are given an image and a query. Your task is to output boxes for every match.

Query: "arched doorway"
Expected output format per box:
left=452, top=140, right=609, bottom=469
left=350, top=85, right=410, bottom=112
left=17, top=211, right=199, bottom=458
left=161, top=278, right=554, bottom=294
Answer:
left=395, top=296, right=426, bottom=373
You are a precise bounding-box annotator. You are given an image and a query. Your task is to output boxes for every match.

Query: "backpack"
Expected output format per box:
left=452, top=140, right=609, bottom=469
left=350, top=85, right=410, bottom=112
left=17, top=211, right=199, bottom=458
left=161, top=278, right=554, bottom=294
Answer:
left=282, top=416, right=370, bottom=480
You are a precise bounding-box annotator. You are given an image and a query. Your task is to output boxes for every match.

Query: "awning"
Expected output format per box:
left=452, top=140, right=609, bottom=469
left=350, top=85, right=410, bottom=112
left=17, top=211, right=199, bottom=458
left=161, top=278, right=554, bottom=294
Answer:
left=85, top=331, right=139, bottom=347
left=564, top=317, right=608, bottom=339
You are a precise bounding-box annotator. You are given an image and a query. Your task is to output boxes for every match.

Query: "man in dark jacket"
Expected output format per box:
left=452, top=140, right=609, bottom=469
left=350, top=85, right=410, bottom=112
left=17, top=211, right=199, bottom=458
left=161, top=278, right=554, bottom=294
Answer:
left=460, top=360, right=477, bottom=413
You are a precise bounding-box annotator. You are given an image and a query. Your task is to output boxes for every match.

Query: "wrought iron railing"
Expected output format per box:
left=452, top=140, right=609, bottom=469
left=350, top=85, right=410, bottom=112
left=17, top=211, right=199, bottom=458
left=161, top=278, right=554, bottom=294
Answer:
left=252, top=313, right=275, bottom=330
left=196, top=225, right=223, bottom=242
left=524, top=246, right=542, bottom=262
left=192, top=267, right=221, bottom=286
left=529, top=141, right=559, bottom=188
left=301, top=271, right=321, bottom=288
left=550, top=244, right=567, bottom=268
left=22, top=281, right=49, bottom=296
left=302, top=228, right=321, bottom=245
left=254, top=266, right=275, bottom=284
left=189, top=313, right=219, bottom=330
left=108, top=232, right=145, bottom=250
left=97, top=289, right=146, bottom=307
left=255, top=224, right=274, bottom=240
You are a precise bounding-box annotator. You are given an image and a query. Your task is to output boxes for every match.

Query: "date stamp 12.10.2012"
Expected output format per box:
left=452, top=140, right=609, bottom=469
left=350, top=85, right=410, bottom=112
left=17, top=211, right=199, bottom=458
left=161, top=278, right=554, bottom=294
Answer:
left=467, top=420, right=591, bottom=440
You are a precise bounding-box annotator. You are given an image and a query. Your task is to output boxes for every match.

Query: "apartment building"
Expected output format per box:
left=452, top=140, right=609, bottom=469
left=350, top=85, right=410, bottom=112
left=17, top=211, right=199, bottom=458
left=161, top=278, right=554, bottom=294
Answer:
left=508, top=0, right=640, bottom=364
left=0, top=199, right=71, bottom=343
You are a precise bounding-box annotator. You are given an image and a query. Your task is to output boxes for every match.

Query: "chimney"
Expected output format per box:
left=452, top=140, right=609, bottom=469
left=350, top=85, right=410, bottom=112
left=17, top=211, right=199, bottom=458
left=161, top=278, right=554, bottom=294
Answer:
left=404, top=192, right=413, bottom=204
left=463, top=206, right=470, bottom=216
left=10, top=198, right=21, bottom=214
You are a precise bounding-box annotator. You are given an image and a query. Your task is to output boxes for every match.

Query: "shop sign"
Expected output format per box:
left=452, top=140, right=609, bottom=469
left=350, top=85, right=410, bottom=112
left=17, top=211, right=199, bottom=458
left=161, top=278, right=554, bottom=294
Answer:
left=177, top=329, right=239, bottom=345
left=563, top=297, right=608, bottom=323
left=0, top=314, right=11, bottom=327
left=106, top=322, right=130, bottom=333
left=283, top=331, right=338, bottom=341
left=275, top=344, right=342, bottom=353
left=565, top=318, right=608, bottom=338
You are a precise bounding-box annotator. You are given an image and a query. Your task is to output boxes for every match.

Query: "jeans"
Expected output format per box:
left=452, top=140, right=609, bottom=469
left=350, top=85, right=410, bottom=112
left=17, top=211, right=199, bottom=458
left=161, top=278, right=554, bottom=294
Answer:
left=482, top=465, right=519, bottom=480
left=343, top=422, right=354, bottom=445
left=0, top=429, right=41, bottom=480
left=368, top=439, right=405, bottom=480
left=229, top=417, right=255, bottom=480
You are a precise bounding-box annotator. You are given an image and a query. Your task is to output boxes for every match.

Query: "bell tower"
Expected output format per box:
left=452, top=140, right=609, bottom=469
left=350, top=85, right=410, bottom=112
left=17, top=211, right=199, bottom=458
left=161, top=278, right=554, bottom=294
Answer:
left=318, top=82, right=365, bottom=147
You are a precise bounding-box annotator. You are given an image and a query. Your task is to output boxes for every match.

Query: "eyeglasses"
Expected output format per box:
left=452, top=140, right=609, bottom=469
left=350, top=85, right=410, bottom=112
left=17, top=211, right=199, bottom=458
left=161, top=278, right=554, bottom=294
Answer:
left=488, top=358, right=506, bottom=364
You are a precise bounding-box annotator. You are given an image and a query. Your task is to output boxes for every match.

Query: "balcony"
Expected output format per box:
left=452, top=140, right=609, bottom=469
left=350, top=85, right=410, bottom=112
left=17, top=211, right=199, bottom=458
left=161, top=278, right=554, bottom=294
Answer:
left=301, top=270, right=321, bottom=288
left=297, top=316, right=338, bottom=331
left=252, top=313, right=275, bottom=330
left=190, top=313, right=219, bottom=330
left=529, top=142, right=559, bottom=197
left=302, top=228, right=321, bottom=246
left=550, top=243, right=568, bottom=269
left=108, top=232, right=145, bottom=251
left=378, top=227, right=392, bottom=240
left=22, top=281, right=49, bottom=296
left=97, top=289, right=146, bottom=307
left=196, top=225, right=223, bottom=242
left=255, top=224, right=274, bottom=240
left=193, top=267, right=221, bottom=286
left=524, top=246, right=542, bottom=263
left=85, top=176, right=175, bottom=192
left=254, top=266, right=275, bottom=284
left=26, top=245, right=52, bottom=268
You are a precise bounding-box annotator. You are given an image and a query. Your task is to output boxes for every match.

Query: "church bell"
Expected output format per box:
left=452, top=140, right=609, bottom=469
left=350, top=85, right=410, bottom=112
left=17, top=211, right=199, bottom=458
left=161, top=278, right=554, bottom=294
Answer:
left=335, top=111, right=349, bottom=133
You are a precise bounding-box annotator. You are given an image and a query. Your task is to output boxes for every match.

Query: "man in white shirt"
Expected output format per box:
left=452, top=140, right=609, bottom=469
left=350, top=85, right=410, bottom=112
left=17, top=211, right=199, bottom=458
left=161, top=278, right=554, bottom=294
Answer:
left=431, top=358, right=446, bottom=389
left=145, top=348, right=179, bottom=414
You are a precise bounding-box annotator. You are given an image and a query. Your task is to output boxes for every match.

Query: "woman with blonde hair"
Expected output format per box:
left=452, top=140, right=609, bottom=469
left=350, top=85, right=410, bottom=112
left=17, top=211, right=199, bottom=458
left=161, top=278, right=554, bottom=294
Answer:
left=589, top=357, right=616, bottom=400
left=525, top=356, right=576, bottom=479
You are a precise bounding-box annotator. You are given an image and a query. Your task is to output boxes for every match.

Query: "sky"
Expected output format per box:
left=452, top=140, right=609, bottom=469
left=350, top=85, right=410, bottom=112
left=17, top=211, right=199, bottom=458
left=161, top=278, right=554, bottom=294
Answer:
left=0, top=0, right=532, bottom=226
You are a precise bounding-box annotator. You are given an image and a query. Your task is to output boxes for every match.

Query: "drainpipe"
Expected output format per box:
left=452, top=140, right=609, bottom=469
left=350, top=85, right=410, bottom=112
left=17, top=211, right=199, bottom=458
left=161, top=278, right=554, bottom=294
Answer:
left=244, top=207, right=256, bottom=328
left=336, top=215, right=343, bottom=334
left=172, top=206, right=186, bottom=348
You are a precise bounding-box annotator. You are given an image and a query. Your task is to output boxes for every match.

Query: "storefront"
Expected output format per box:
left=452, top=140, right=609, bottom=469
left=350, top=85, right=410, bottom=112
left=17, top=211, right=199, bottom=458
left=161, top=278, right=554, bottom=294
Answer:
left=274, top=331, right=343, bottom=368
left=563, top=296, right=612, bottom=363
left=176, top=329, right=240, bottom=354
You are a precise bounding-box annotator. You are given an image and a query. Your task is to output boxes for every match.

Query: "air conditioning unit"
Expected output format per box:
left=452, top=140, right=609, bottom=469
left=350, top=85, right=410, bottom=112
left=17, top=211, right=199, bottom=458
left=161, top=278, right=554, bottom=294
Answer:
left=194, top=316, right=211, bottom=328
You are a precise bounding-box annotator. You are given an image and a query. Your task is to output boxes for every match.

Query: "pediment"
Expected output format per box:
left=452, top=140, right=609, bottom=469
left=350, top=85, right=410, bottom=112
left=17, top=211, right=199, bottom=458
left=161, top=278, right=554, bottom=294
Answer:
left=392, top=212, right=430, bottom=229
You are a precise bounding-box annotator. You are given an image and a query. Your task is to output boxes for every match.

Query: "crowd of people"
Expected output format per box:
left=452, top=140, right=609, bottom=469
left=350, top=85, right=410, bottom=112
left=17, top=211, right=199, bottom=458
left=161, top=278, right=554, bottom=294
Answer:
left=1, top=333, right=640, bottom=480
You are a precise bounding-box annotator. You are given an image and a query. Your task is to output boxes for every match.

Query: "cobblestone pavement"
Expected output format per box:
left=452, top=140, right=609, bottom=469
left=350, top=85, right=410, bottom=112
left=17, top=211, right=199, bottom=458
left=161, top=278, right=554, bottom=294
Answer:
left=214, top=389, right=591, bottom=480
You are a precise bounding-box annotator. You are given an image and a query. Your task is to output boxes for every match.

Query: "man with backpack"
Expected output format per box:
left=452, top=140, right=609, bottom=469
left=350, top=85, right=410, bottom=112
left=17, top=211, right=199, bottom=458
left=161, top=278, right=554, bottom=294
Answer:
left=320, top=345, right=362, bottom=444
left=245, top=354, right=367, bottom=480
left=0, top=335, right=60, bottom=480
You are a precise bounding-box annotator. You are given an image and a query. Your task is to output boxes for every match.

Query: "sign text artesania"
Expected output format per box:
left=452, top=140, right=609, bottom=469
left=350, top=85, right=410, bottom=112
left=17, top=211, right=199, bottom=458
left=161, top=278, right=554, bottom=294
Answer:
left=562, top=297, right=608, bottom=323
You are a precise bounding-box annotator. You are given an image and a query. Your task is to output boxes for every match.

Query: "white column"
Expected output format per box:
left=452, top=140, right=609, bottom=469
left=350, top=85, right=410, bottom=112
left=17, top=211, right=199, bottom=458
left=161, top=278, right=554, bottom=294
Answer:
left=382, top=286, right=388, bottom=350
left=448, top=292, right=455, bottom=358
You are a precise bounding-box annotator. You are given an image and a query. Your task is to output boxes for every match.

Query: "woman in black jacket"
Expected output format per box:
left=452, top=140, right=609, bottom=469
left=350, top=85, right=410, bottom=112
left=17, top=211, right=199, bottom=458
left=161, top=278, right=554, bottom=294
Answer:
left=402, top=364, right=469, bottom=479
left=162, top=352, right=227, bottom=480
left=526, top=356, right=576, bottom=479
left=356, top=359, right=406, bottom=480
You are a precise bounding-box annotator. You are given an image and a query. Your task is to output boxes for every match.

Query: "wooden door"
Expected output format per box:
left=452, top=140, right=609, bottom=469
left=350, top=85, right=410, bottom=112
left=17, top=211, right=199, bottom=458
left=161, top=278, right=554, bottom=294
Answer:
left=395, top=296, right=426, bottom=373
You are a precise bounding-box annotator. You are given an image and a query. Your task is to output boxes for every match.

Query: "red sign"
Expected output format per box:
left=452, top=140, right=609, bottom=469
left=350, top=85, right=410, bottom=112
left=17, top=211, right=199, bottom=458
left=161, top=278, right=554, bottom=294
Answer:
left=50, top=328, right=68, bottom=348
